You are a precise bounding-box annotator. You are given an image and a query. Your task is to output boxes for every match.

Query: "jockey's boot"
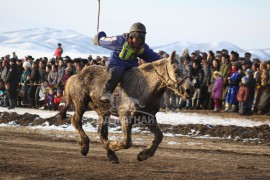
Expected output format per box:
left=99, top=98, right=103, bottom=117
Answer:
left=100, top=92, right=111, bottom=103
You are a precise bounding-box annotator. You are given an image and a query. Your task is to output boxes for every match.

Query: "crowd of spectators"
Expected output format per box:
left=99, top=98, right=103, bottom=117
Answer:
left=158, top=49, right=270, bottom=116
left=1, top=44, right=270, bottom=116
left=0, top=49, right=108, bottom=111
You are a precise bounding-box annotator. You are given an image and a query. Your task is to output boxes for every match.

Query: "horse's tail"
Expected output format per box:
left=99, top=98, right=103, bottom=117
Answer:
left=57, top=77, right=73, bottom=120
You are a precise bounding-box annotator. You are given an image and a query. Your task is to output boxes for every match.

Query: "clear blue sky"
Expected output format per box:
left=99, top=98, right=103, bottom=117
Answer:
left=1, top=0, right=270, bottom=49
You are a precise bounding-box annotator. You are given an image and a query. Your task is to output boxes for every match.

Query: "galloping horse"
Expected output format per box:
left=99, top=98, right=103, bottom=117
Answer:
left=59, top=51, right=194, bottom=163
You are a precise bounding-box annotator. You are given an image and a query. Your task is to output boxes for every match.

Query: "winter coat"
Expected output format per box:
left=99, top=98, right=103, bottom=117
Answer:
left=260, top=69, right=269, bottom=87
left=38, top=68, right=46, bottom=83
left=208, top=66, right=219, bottom=92
left=98, top=32, right=160, bottom=70
left=220, top=62, right=231, bottom=85
left=1, top=67, right=9, bottom=82
left=201, top=65, right=211, bottom=87
left=5, top=63, right=21, bottom=89
left=47, top=71, right=58, bottom=86
left=45, top=93, right=54, bottom=106
left=237, top=85, right=250, bottom=102
left=225, top=71, right=241, bottom=105
left=54, top=96, right=62, bottom=105
left=55, top=47, right=63, bottom=57
left=30, top=67, right=40, bottom=84
left=185, top=64, right=193, bottom=79
left=57, top=66, right=65, bottom=84
left=39, top=86, right=50, bottom=100
left=20, top=69, right=32, bottom=92
left=212, top=78, right=223, bottom=99
left=191, top=67, right=204, bottom=89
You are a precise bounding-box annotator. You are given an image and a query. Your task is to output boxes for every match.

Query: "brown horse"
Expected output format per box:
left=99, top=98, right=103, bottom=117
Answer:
left=59, top=51, right=194, bottom=163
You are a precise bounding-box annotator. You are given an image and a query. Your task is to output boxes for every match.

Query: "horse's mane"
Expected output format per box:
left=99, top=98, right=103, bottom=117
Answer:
left=138, top=58, right=167, bottom=72
left=137, top=53, right=181, bottom=72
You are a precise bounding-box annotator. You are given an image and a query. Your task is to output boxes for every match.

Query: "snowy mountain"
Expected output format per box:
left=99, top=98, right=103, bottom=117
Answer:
left=0, top=28, right=110, bottom=58
left=0, top=28, right=270, bottom=60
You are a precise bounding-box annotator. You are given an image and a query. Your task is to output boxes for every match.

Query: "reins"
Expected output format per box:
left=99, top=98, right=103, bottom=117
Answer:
left=152, top=61, right=188, bottom=96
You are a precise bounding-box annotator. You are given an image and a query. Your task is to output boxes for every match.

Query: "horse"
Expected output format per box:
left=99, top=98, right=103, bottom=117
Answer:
left=59, top=51, right=194, bottom=163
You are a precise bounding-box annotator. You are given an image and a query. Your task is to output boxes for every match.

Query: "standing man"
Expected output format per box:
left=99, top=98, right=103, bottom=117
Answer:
left=94, top=22, right=160, bottom=103
left=5, top=58, right=21, bottom=109
left=54, top=43, right=63, bottom=60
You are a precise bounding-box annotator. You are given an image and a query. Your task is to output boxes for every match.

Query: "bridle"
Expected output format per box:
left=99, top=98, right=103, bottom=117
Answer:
left=153, top=60, right=188, bottom=96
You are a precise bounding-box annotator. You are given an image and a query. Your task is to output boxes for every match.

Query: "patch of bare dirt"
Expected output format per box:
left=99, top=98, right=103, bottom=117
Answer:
left=0, top=127, right=269, bottom=179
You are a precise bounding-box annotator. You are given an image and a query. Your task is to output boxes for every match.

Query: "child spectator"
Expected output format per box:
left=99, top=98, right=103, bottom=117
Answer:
left=237, top=76, right=250, bottom=115
left=44, top=88, right=55, bottom=110
left=37, top=80, right=50, bottom=109
left=211, top=71, right=223, bottom=112
left=53, top=89, right=63, bottom=110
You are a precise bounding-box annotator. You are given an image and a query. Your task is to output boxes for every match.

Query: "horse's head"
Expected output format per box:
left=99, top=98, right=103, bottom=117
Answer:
left=164, top=51, right=194, bottom=99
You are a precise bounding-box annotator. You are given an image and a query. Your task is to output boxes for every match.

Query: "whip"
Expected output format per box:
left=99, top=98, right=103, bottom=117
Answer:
left=97, top=0, right=100, bottom=32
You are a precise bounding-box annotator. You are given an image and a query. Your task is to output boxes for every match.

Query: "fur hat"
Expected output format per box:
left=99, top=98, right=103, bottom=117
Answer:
left=245, top=69, right=253, bottom=75
left=241, top=76, right=249, bottom=84
left=10, top=58, right=17, bottom=63
left=23, top=61, right=31, bottom=68
left=213, top=71, right=222, bottom=78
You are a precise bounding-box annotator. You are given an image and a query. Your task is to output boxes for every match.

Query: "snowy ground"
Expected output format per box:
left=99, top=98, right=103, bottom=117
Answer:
left=1, top=107, right=269, bottom=132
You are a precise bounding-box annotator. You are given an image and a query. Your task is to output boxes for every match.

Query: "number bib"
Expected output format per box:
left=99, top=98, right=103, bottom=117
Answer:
left=119, top=42, right=144, bottom=60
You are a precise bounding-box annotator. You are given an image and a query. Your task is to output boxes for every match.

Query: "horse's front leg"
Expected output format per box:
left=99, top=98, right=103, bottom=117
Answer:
left=71, top=109, right=90, bottom=156
left=106, top=116, right=133, bottom=151
left=137, top=117, right=163, bottom=161
left=98, top=114, right=119, bottom=164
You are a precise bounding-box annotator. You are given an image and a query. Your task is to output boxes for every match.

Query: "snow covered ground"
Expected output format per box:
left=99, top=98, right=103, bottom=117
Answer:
left=1, top=107, right=269, bottom=132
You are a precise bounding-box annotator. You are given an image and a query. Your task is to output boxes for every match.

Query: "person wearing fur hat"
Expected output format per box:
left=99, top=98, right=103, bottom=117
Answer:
left=237, top=76, right=250, bottom=115
left=211, top=71, right=223, bottom=112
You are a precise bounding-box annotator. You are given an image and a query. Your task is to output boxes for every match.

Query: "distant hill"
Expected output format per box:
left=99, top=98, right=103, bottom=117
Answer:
left=0, top=28, right=269, bottom=60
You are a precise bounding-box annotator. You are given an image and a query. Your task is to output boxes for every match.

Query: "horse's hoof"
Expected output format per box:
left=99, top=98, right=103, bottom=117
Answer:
left=80, top=144, right=89, bottom=156
left=107, top=151, right=119, bottom=164
left=137, top=151, right=149, bottom=161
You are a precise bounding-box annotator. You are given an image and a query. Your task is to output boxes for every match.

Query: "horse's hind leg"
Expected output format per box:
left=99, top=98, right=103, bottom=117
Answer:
left=137, top=117, right=163, bottom=161
left=98, top=114, right=119, bottom=164
left=71, top=106, right=90, bottom=156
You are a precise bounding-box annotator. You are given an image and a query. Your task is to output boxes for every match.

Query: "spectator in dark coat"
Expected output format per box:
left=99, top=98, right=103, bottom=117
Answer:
left=245, top=69, right=256, bottom=115
left=5, top=58, right=21, bottom=109
left=191, top=61, right=204, bottom=109
left=201, top=60, right=211, bottom=109
left=34, top=60, right=47, bottom=108
left=0, top=59, right=10, bottom=107
left=27, top=61, right=39, bottom=108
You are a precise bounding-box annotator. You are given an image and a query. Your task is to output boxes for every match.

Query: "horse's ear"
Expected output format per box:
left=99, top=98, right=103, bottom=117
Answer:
left=168, top=51, right=176, bottom=64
